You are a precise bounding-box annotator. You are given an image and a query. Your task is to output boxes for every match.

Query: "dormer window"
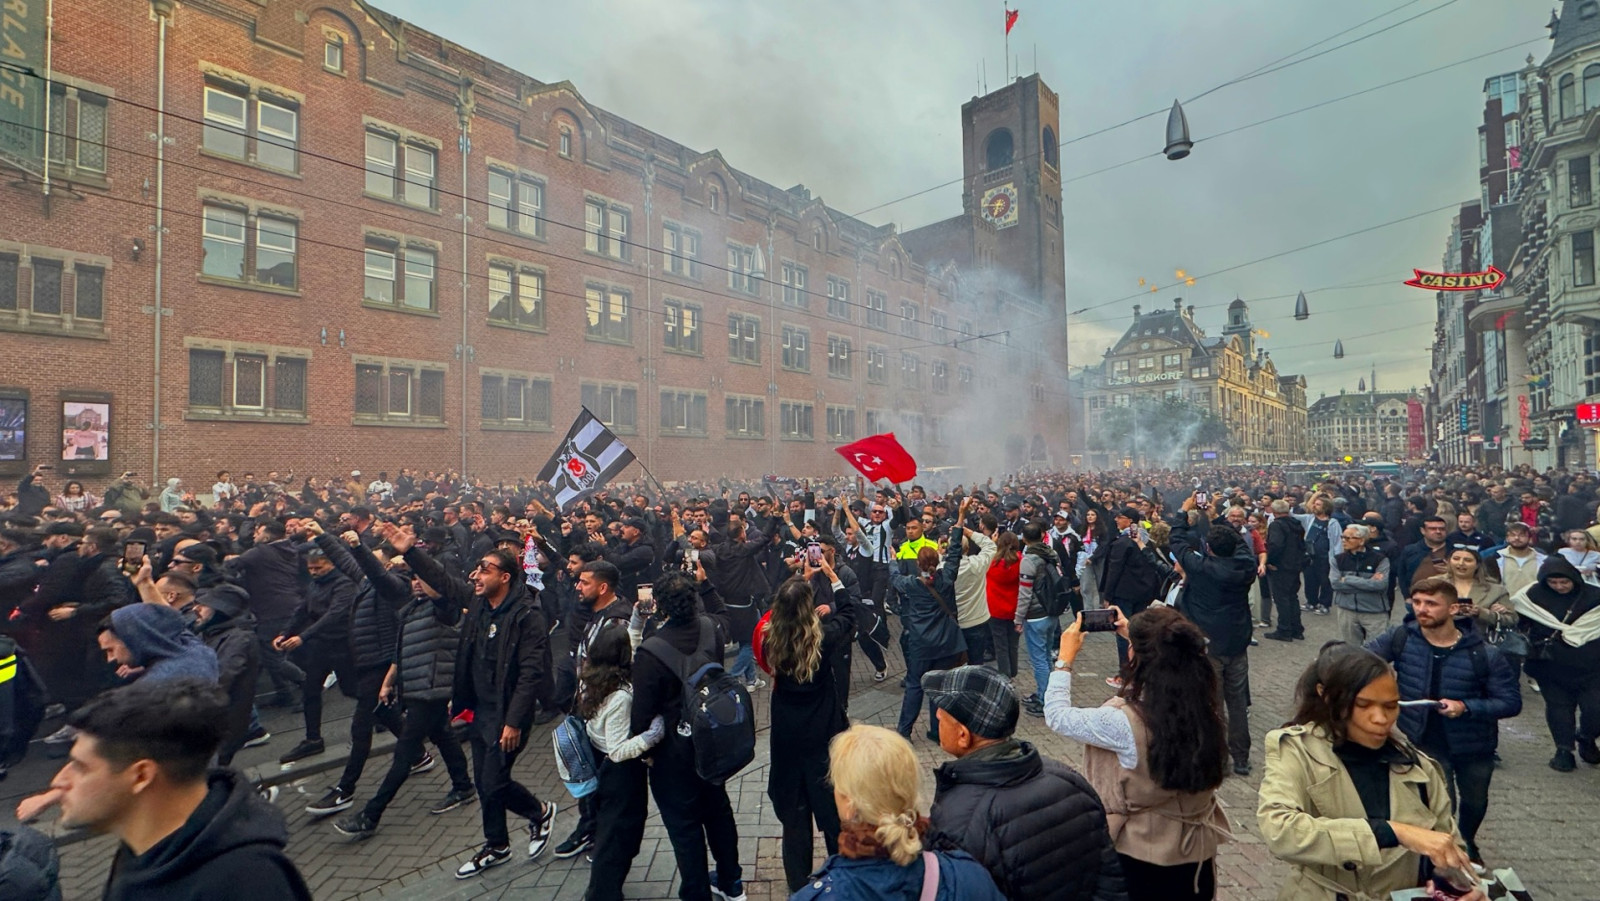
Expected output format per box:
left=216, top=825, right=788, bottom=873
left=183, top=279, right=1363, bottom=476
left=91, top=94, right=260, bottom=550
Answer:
left=559, top=127, right=572, bottom=158
left=709, top=186, right=720, bottom=212
left=324, top=35, right=344, bottom=73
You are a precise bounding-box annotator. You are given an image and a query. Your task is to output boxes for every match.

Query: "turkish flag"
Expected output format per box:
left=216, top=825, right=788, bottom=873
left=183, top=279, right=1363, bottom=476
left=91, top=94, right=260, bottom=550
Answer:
left=836, top=433, right=918, bottom=484
left=1005, top=8, right=1019, bottom=34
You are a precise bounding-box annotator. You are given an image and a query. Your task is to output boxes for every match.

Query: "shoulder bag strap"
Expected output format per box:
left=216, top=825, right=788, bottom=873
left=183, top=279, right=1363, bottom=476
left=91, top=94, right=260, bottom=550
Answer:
left=919, top=851, right=940, bottom=901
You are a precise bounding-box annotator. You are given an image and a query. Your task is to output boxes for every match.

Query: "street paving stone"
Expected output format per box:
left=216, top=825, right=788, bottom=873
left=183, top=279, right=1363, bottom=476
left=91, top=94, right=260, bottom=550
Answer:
left=31, top=601, right=1600, bottom=900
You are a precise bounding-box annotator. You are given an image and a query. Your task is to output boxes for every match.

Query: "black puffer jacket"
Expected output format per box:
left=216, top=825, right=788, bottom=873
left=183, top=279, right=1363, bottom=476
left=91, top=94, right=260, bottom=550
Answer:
left=314, top=534, right=402, bottom=672
left=393, top=590, right=460, bottom=702
left=1170, top=516, right=1257, bottom=657
left=927, top=740, right=1127, bottom=901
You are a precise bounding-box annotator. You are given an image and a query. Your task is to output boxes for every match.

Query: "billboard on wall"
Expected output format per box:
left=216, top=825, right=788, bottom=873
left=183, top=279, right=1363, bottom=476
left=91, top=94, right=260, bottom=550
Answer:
left=1407, top=398, right=1426, bottom=459
left=0, top=0, right=48, bottom=173
left=0, top=394, right=26, bottom=462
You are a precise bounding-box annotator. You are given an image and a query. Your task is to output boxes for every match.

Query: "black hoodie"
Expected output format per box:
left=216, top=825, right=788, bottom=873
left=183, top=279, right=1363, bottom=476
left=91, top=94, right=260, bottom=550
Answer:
left=1523, top=555, right=1600, bottom=672
left=103, top=769, right=310, bottom=901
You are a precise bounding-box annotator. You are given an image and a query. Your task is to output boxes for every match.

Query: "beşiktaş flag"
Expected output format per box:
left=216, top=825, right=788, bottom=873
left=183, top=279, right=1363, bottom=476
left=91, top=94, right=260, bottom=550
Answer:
left=537, top=407, right=636, bottom=511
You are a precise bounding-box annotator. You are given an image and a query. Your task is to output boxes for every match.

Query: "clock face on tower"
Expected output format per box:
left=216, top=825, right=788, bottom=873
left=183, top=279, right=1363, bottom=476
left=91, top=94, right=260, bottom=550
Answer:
left=980, top=183, right=1020, bottom=230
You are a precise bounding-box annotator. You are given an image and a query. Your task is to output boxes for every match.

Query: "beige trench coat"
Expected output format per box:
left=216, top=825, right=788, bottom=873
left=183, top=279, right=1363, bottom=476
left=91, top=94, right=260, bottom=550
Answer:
left=1257, top=725, right=1466, bottom=900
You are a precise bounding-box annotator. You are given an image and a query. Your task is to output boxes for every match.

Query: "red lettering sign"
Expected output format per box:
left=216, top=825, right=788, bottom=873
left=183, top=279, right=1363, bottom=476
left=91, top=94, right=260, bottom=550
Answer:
left=1403, top=266, right=1506, bottom=292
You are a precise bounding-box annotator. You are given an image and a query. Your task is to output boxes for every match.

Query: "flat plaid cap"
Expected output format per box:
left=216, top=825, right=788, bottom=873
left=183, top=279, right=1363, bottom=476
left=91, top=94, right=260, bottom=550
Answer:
left=921, top=665, right=1019, bottom=739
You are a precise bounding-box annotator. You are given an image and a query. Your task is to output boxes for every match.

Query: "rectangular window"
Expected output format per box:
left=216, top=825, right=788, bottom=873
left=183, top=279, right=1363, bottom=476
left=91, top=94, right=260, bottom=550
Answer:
left=867, top=345, right=887, bottom=384
left=827, top=405, right=856, bottom=442
left=274, top=357, right=306, bottom=412
left=866, top=290, right=888, bottom=330
left=482, top=374, right=552, bottom=427
left=488, top=170, right=543, bottom=236
left=402, top=248, right=435, bottom=310
left=418, top=369, right=444, bottom=420
left=203, top=86, right=248, bottom=159
left=1113, top=360, right=1131, bottom=377
left=1192, top=365, right=1211, bottom=378
left=488, top=171, right=512, bottom=229
left=1577, top=230, right=1597, bottom=287
left=1574, top=157, right=1593, bottom=208
left=727, top=243, right=758, bottom=295
left=729, top=313, right=760, bottom=363
left=780, top=401, right=814, bottom=440
left=256, top=99, right=298, bottom=172
left=1138, top=356, right=1155, bottom=371
left=388, top=369, right=412, bottom=415
left=233, top=354, right=266, bottom=408
left=726, top=396, right=765, bottom=437
left=365, top=131, right=397, bottom=197
left=781, top=325, right=810, bottom=372
left=584, top=200, right=630, bottom=259
left=901, top=352, right=921, bottom=389
left=47, top=87, right=108, bottom=173
left=827, top=276, right=851, bottom=320
left=827, top=335, right=852, bottom=378
left=1162, top=352, right=1183, bottom=368
left=404, top=144, right=436, bottom=208
left=781, top=261, right=808, bottom=308
left=663, top=223, right=701, bottom=276
left=487, top=265, right=545, bottom=329
left=560, top=129, right=572, bottom=157
left=74, top=265, right=104, bottom=319
left=202, top=206, right=247, bottom=281
left=255, top=217, right=297, bottom=287
left=324, top=36, right=344, bottom=72
left=364, top=247, right=395, bottom=303
left=584, top=285, right=632, bottom=342
left=580, top=382, right=638, bottom=432
left=663, top=299, right=702, bottom=354
left=931, top=360, right=949, bottom=394
left=899, top=302, right=919, bottom=338
left=957, top=365, right=974, bottom=389
left=659, top=390, right=708, bottom=436
left=189, top=349, right=224, bottom=407
left=31, top=259, right=61, bottom=315
left=0, top=254, right=14, bottom=311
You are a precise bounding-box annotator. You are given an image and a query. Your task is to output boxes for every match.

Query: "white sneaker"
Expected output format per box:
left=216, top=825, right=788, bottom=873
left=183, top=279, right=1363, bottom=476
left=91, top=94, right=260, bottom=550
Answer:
left=44, top=725, right=77, bottom=743
left=324, top=672, right=339, bottom=690
left=744, top=677, right=766, bottom=691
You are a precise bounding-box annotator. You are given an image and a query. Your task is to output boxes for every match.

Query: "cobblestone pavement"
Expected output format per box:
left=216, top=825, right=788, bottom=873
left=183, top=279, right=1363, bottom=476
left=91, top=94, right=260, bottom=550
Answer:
left=25, top=602, right=1600, bottom=900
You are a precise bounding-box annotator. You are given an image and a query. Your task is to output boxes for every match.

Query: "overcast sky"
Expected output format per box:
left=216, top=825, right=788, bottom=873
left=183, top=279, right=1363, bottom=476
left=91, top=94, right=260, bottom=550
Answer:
left=377, top=0, right=1542, bottom=401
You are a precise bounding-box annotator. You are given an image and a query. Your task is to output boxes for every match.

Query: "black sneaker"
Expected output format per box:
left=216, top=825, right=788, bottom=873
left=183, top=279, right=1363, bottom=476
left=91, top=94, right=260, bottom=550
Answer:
left=430, top=789, right=475, bottom=815
left=333, top=812, right=377, bottom=840
left=1021, top=697, right=1045, bottom=718
left=553, top=830, right=593, bottom=859
left=1262, top=632, right=1295, bottom=642
left=1580, top=738, right=1600, bottom=766
left=528, top=801, right=558, bottom=858
left=709, top=873, right=748, bottom=901
left=279, top=738, right=325, bottom=764
left=533, top=705, right=558, bottom=726
left=1232, top=762, right=1252, bottom=777
left=455, top=844, right=511, bottom=879
left=410, top=751, right=436, bottom=775
left=241, top=727, right=271, bottom=749
left=306, top=787, right=355, bottom=816
left=1551, top=749, right=1578, bottom=772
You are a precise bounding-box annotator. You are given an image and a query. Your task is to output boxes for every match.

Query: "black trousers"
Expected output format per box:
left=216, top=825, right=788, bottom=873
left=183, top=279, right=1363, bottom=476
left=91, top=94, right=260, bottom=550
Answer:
left=1527, top=662, right=1600, bottom=753
left=773, top=754, right=841, bottom=893
left=1119, top=854, right=1214, bottom=900
left=469, top=715, right=546, bottom=849
left=361, top=697, right=472, bottom=822
left=987, top=617, right=1019, bottom=678
left=854, top=604, right=889, bottom=673
left=960, top=623, right=991, bottom=667
left=294, top=644, right=348, bottom=743
left=1303, top=561, right=1332, bottom=611
left=254, top=616, right=304, bottom=699
left=336, top=665, right=402, bottom=793
left=1431, top=752, right=1494, bottom=859
left=856, top=560, right=890, bottom=603
left=1210, top=652, right=1251, bottom=766
left=1268, top=570, right=1303, bottom=637
left=585, top=756, right=649, bottom=901
left=649, top=743, right=742, bottom=900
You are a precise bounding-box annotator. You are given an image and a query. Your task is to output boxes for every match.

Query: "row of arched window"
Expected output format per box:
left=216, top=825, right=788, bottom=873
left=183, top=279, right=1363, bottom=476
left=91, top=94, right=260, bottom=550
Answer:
left=1556, top=65, right=1600, bottom=121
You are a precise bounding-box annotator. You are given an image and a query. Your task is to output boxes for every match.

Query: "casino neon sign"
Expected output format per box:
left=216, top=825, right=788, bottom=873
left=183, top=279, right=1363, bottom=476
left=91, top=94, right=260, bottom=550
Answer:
left=1403, top=266, right=1505, bottom=291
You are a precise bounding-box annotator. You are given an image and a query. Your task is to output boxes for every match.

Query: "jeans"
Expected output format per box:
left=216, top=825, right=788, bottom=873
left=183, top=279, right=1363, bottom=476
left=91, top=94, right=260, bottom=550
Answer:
left=585, top=757, right=648, bottom=901
left=961, top=624, right=991, bottom=667
left=649, top=741, right=742, bottom=900
left=1024, top=617, right=1056, bottom=700
left=469, top=715, right=546, bottom=848
left=1432, top=753, right=1495, bottom=859
left=987, top=617, right=1019, bottom=678
left=1210, top=652, right=1251, bottom=766
left=336, top=666, right=403, bottom=793
left=897, top=650, right=965, bottom=736
left=1527, top=662, right=1600, bottom=753
left=361, top=697, right=472, bottom=822
left=1268, top=570, right=1303, bottom=637
left=729, top=642, right=757, bottom=683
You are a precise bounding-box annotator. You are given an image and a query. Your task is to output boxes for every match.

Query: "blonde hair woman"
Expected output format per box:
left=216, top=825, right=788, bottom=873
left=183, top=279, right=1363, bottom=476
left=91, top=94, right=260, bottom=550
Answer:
left=789, top=725, right=1004, bottom=901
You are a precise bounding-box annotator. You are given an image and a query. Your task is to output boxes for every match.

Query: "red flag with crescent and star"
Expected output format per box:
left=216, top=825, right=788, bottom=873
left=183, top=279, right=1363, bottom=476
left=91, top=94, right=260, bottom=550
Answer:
left=836, top=433, right=918, bottom=484
left=1005, top=8, right=1020, bottom=34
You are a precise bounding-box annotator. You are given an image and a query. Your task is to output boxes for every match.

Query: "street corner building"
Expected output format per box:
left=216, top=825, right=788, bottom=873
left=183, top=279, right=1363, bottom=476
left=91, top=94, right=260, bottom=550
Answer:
left=0, top=0, right=1072, bottom=486
left=1070, top=296, right=1309, bottom=468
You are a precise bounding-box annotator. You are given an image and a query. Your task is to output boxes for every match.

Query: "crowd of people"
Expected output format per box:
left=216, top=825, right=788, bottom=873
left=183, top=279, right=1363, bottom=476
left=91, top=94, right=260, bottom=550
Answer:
left=1, top=458, right=1596, bottom=899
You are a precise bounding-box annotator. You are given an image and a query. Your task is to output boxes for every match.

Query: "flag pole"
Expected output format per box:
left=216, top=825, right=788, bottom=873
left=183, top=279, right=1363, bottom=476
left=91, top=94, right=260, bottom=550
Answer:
left=1003, top=2, right=1009, bottom=82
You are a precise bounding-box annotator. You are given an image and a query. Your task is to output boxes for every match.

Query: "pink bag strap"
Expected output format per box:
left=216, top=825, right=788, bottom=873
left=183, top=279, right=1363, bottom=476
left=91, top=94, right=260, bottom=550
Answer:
left=918, top=850, right=939, bottom=901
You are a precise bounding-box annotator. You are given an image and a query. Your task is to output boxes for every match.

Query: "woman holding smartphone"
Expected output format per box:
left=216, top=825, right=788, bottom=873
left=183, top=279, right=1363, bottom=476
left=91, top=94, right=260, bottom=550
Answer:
left=1047, top=606, right=1230, bottom=899
left=1258, top=642, right=1485, bottom=900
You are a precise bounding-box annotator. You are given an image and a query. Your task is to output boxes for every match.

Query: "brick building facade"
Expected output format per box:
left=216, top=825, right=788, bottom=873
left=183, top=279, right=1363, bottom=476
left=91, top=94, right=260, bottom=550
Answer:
left=0, top=0, right=1067, bottom=487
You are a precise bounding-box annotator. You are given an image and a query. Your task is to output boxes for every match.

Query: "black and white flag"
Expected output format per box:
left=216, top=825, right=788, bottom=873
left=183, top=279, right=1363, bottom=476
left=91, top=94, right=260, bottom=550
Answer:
left=538, top=407, right=636, bottom=511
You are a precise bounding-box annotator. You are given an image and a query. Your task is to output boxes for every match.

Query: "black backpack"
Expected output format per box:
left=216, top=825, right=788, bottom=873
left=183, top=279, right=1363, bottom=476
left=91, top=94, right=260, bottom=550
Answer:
left=642, top=617, right=755, bottom=786
left=1387, top=627, right=1490, bottom=686
left=1025, top=547, right=1071, bottom=618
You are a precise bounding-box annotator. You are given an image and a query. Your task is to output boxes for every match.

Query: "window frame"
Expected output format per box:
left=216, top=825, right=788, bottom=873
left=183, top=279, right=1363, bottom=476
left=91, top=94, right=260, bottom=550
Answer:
left=487, top=263, right=546, bottom=331
left=487, top=167, right=546, bottom=237
left=351, top=357, right=447, bottom=426
left=480, top=370, right=553, bottom=431
left=866, top=290, right=889, bottom=330
left=662, top=221, right=702, bottom=278
left=584, top=198, right=632, bottom=260
left=826, top=275, right=851, bottom=320
left=662, top=298, right=703, bottom=355
left=779, top=400, right=815, bottom=441
left=781, top=260, right=809, bottom=308
left=658, top=388, right=709, bottom=437
left=183, top=341, right=311, bottom=422
left=580, top=381, right=639, bottom=434
left=729, top=313, right=761, bottom=364
left=827, top=334, right=852, bottom=379
left=584, top=283, right=633, bottom=344
left=781, top=324, right=810, bottom=372
left=725, top=394, right=765, bottom=439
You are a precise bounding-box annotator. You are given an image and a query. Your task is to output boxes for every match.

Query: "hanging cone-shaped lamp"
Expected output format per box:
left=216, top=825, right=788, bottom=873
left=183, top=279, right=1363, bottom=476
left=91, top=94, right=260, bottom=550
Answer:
left=1164, top=99, right=1193, bottom=161
left=1333, top=339, right=1345, bottom=360
left=750, top=243, right=767, bottom=280
left=1359, top=377, right=1367, bottom=392
left=1294, top=290, right=1310, bottom=321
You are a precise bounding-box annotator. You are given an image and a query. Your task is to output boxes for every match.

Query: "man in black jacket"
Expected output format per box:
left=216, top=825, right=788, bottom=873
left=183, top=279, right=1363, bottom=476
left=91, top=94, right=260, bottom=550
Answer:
left=1094, top=507, right=1160, bottom=672
left=405, top=542, right=557, bottom=879
left=602, top=518, right=654, bottom=605
left=924, top=665, right=1125, bottom=901
left=1264, top=501, right=1307, bottom=640
left=272, top=546, right=356, bottom=763
left=227, top=519, right=306, bottom=707
left=22, top=678, right=311, bottom=900
left=1170, top=503, right=1258, bottom=776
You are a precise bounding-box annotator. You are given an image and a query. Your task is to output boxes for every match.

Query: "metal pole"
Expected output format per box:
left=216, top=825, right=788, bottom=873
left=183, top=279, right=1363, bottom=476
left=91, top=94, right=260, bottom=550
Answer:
left=459, top=104, right=471, bottom=477
left=151, top=5, right=168, bottom=483
left=41, top=0, right=53, bottom=200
